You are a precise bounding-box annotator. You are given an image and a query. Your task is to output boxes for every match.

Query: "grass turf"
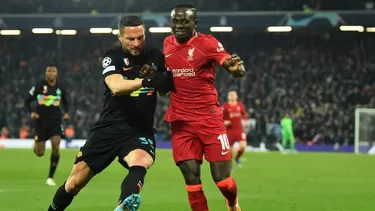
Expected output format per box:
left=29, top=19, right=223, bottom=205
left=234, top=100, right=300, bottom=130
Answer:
left=0, top=149, right=374, bottom=211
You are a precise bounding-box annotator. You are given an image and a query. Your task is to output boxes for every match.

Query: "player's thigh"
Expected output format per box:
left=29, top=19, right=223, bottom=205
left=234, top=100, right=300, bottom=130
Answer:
left=199, top=131, right=232, bottom=163
left=75, top=128, right=121, bottom=174
left=178, top=160, right=202, bottom=185
left=65, top=160, right=95, bottom=194
left=171, top=122, right=204, bottom=165
left=119, top=134, right=156, bottom=169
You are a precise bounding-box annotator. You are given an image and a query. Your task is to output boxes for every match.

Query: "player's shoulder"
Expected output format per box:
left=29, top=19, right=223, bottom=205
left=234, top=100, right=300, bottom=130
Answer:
left=103, top=46, right=123, bottom=58
left=197, top=33, right=218, bottom=42
left=164, top=35, right=175, bottom=45
left=143, top=45, right=163, bottom=57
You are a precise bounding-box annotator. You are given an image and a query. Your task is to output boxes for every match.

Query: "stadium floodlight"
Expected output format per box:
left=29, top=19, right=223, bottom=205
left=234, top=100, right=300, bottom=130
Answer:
left=267, top=26, right=292, bottom=32
left=149, top=27, right=172, bottom=33
left=339, top=25, right=364, bottom=32
left=89, top=28, right=113, bottom=34
left=32, top=28, right=54, bottom=34
left=209, top=27, right=233, bottom=32
left=354, top=108, right=375, bottom=154
left=366, top=27, right=375, bottom=32
left=0, top=30, right=21, bottom=35
left=112, top=29, right=119, bottom=35
left=56, top=30, right=77, bottom=35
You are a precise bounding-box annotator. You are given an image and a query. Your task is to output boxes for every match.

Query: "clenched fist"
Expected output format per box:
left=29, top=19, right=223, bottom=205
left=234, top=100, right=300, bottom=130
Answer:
left=139, top=64, right=156, bottom=78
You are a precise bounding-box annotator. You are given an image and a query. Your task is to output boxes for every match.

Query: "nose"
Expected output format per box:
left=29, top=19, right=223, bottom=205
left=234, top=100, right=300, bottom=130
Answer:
left=132, top=39, right=141, bottom=48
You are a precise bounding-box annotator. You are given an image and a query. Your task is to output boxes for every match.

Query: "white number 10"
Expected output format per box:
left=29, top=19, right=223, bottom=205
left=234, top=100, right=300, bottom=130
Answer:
left=218, top=134, right=230, bottom=150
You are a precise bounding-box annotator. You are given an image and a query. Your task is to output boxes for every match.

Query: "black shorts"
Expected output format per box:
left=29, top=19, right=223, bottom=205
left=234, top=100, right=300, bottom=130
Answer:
left=74, top=126, right=156, bottom=174
left=34, top=119, right=62, bottom=142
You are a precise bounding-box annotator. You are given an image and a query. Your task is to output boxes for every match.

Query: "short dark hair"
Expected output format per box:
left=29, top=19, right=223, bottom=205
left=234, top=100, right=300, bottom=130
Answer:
left=173, top=3, right=196, bottom=9
left=118, top=15, right=144, bottom=29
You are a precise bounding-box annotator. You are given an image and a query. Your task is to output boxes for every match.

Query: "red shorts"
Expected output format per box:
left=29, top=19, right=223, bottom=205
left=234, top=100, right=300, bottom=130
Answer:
left=171, top=118, right=232, bottom=165
left=226, top=129, right=246, bottom=146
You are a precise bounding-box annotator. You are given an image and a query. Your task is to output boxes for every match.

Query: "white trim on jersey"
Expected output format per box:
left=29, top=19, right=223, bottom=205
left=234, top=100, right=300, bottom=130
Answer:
left=102, top=65, right=116, bottom=75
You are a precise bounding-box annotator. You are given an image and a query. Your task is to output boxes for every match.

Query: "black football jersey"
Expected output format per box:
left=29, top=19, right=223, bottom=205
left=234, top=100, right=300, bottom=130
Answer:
left=25, top=80, right=69, bottom=121
left=92, top=46, right=165, bottom=134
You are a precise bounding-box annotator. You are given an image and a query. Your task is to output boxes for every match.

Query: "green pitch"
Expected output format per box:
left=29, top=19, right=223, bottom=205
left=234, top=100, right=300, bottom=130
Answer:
left=0, top=149, right=374, bottom=211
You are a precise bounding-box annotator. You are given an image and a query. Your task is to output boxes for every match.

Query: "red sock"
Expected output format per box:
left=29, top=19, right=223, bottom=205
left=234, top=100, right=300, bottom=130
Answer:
left=235, top=148, right=245, bottom=160
left=216, top=177, right=238, bottom=207
left=186, top=184, right=209, bottom=211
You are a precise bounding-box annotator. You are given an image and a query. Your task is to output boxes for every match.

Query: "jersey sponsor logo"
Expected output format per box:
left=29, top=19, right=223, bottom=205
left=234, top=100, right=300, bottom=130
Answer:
left=187, top=48, right=195, bottom=61
left=171, top=68, right=195, bottom=77
left=102, top=57, right=112, bottom=68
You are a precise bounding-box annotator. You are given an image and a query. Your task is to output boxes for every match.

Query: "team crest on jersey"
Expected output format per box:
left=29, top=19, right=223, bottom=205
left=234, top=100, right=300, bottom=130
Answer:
left=43, top=85, right=48, bottom=94
left=124, top=58, right=129, bottom=66
left=187, top=48, right=195, bottom=61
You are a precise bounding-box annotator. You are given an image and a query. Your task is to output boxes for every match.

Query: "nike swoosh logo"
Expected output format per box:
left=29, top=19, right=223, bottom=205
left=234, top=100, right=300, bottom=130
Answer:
left=221, top=151, right=230, bottom=155
left=123, top=67, right=132, bottom=71
left=165, top=54, right=171, bottom=58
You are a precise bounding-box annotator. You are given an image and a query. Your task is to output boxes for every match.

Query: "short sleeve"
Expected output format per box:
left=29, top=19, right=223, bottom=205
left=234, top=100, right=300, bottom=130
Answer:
left=29, top=85, right=36, bottom=97
left=203, top=35, right=230, bottom=66
left=101, top=51, right=122, bottom=79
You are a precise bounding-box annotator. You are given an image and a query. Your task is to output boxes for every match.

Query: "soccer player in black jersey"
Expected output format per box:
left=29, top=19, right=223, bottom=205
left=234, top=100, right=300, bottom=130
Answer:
left=25, top=65, right=70, bottom=186
left=47, top=16, right=173, bottom=211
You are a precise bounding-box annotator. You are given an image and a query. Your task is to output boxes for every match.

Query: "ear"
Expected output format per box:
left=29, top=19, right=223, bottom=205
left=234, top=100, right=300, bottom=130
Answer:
left=117, top=33, right=122, bottom=43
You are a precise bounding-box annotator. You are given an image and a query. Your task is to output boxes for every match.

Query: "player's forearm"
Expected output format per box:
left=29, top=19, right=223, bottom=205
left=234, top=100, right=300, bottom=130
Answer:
left=110, top=80, right=143, bottom=95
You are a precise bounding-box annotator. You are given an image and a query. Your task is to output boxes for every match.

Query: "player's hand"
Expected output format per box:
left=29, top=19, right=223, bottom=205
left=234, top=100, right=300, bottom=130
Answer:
left=139, top=64, right=155, bottom=78
left=31, top=112, right=39, bottom=120
left=142, top=71, right=174, bottom=93
left=225, top=54, right=245, bottom=77
left=63, top=113, right=70, bottom=120
left=224, top=120, right=231, bottom=127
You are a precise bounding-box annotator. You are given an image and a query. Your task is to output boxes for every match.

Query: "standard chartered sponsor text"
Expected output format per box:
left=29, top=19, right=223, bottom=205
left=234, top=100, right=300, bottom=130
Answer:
left=172, top=68, right=195, bottom=77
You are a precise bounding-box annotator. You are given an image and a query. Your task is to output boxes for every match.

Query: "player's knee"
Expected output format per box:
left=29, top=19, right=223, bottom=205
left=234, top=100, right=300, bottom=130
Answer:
left=125, top=149, right=154, bottom=169
left=34, top=149, right=44, bottom=157
left=51, top=147, right=60, bottom=156
left=65, top=177, right=82, bottom=195
left=239, top=141, right=247, bottom=149
left=184, top=173, right=201, bottom=185
left=210, top=162, right=231, bottom=182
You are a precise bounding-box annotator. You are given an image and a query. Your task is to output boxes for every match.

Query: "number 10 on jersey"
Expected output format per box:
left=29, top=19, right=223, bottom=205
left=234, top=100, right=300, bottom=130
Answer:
left=218, top=134, right=230, bottom=150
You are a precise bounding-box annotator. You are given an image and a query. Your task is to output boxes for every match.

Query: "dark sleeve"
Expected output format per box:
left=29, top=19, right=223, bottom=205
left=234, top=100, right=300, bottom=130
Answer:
left=101, top=50, right=122, bottom=79
left=61, top=86, right=69, bottom=113
left=24, top=84, right=37, bottom=112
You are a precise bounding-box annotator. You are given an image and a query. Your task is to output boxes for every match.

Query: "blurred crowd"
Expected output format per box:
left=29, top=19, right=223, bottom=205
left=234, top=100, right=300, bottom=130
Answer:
left=0, top=0, right=373, bottom=13
left=1, top=32, right=374, bottom=145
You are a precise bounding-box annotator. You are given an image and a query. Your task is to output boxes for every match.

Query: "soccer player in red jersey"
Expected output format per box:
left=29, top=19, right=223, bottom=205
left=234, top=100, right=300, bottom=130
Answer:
left=163, top=3, right=245, bottom=211
left=222, top=90, right=249, bottom=168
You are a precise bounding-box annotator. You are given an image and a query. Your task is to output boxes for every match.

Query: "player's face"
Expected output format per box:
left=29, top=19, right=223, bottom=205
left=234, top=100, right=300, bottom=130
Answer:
left=171, top=8, right=196, bottom=43
left=118, top=25, right=145, bottom=56
left=227, top=91, right=238, bottom=102
left=45, top=66, right=57, bottom=81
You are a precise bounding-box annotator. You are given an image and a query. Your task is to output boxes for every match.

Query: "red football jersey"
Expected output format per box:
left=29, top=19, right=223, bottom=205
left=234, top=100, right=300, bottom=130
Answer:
left=163, top=32, right=230, bottom=122
left=222, top=102, right=248, bottom=130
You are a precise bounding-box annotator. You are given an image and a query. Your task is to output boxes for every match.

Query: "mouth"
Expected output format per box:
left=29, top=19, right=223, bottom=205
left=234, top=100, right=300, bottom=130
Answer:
left=175, top=31, right=186, bottom=36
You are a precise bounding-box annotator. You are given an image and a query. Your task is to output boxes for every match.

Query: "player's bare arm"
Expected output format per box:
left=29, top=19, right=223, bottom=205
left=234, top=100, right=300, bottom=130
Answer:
left=105, top=74, right=143, bottom=95
left=222, top=54, right=246, bottom=77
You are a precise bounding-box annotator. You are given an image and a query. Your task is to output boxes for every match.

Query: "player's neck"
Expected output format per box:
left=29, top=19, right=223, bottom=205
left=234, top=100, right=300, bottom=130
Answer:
left=228, top=101, right=237, bottom=105
left=46, top=79, right=56, bottom=86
